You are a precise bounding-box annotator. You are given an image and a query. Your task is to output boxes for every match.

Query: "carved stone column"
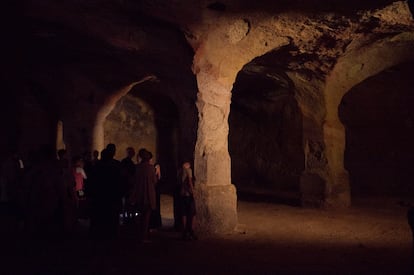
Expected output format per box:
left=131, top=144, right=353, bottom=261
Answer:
left=187, top=16, right=290, bottom=232
left=299, top=118, right=350, bottom=208
left=299, top=117, right=329, bottom=208
left=193, top=68, right=238, bottom=234
left=322, top=120, right=351, bottom=208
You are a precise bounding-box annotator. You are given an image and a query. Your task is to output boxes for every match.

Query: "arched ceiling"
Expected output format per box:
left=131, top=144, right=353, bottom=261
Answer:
left=0, top=0, right=411, bottom=87
left=1, top=0, right=413, bottom=124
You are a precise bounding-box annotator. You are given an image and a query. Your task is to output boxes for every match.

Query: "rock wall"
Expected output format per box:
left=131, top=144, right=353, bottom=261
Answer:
left=229, top=65, right=304, bottom=197
left=104, top=94, right=157, bottom=161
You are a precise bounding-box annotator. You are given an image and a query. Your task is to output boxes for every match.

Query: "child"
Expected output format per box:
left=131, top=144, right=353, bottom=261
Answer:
left=72, top=157, right=87, bottom=206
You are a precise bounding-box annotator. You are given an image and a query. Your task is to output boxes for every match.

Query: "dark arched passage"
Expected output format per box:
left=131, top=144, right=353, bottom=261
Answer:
left=339, top=61, right=414, bottom=197
left=229, top=61, right=304, bottom=204
left=104, top=83, right=180, bottom=191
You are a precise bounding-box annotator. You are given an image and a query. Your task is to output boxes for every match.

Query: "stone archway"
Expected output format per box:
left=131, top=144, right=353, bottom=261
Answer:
left=229, top=61, right=304, bottom=205
left=104, top=94, right=157, bottom=161
left=190, top=18, right=291, bottom=233
left=92, top=76, right=157, bottom=153
left=324, top=32, right=414, bottom=207
left=103, top=84, right=181, bottom=190
left=339, top=61, right=414, bottom=197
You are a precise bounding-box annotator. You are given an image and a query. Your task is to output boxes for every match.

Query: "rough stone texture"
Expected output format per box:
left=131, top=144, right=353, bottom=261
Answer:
left=299, top=173, right=326, bottom=207
left=300, top=140, right=329, bottom=207
left=2, top=0, right=414, bottom=233
left=192, top=64, right=238, bottom=231
left=193, top=183, right=238, bottom=233
left=105, top=94, right=157, bottom=161
left=229, top=65, right=304, bottom=195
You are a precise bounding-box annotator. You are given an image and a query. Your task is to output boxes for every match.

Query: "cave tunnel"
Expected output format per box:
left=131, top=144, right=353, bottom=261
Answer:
left=339, top=61, right=414, bottom=198
left=229, top=55, right=304, bottom=205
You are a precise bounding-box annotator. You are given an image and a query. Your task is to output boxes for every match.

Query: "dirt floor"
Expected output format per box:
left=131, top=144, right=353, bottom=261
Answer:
left=1, top=194, right=413, bottom=274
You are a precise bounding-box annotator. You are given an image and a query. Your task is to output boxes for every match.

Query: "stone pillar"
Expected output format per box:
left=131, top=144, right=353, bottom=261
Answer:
left=298, top=109, right=350, bottom=208
left=186, top=16, right=290, bottom=232
left=300, top=121, right=350, bottom=208
left=322, top=120, right=351, bottom=208
left=193, top=69, right=238, bottom=234
left=299, top=115, right=328, bottom=207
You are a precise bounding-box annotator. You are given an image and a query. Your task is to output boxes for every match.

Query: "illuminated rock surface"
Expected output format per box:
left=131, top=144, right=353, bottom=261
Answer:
left=1, top=0, right=414, bottom=233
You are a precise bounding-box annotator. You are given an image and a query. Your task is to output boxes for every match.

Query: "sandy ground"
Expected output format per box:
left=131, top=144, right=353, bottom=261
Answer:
left=1, top=194, right=413, bottom=274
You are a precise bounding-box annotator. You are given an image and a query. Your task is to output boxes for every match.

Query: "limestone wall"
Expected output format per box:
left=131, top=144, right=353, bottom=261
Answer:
left=104, top=94, right=157, bottom=161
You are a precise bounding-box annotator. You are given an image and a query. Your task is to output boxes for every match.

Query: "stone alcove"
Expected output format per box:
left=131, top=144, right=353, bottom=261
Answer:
left=229, top=60, right=304, bottom=204
left=339, top=61, right=414, bottom=197
left=323, top=32, right=414, bottom=207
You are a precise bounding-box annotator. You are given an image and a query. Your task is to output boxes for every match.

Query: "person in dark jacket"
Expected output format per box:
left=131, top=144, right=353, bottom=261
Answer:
left=127, top=148, right=156, bottom=242
left=88, top=144, right=122, bottom=239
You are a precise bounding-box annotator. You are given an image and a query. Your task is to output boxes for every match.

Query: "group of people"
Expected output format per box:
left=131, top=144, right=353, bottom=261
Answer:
left=0, top=143, right=197, bottom=242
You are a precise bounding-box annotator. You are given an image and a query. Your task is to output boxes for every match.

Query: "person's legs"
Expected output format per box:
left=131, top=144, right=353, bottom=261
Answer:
left=186, top=215, right=192, bottom=232
left=182, top=215, right=187, bottom=229
left=173, top=190, right=183, bottom=231
left=140, top=207, right=151, bottom=242
left=181, top=196, right=192, bottom=240
left=187, top=215, right=197, bottom=240
left=181, top=215, right=189, bottom=239
left=187, top=196, right=197, bottom=240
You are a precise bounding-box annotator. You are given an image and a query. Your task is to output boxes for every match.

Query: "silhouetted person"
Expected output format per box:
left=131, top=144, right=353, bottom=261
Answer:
left=82, top=150, right=92, bottom=165
left=84, top=150, right=99, bottom=197
left=173, top=167, right=183, bottom=231
left=178, top=161, right=197, bottom=240
left=1, top=153, right=24, bottom=205
left=88, top=145, right=122, bottom=239
left=0, top=152, right=25, bottom=234
left=24, top=145, right=65, bottom=238
left=127, top=148, right=156, bottom=242
left=91, top=150, right=99, bottom=165
left=121, top=147, right=136, bottom=223
left=81, top=150, right=92, bottom=182
left=121, top=147, right=136, bottom=176
left=150, top=161, right=162, bottom=230
left=121, top=147, right=136, bottom=194
left=56, top=149, right=78, bottom=234
left=57, top=149, right=69, bottom=173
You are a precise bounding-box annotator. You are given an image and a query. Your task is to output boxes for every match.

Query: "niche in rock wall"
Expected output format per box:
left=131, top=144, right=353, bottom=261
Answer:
left=104, top=94, right=157, bottom=161
left=229, top=63, right=304, bottom=196
left=339, top=61, right=414, bottom=197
